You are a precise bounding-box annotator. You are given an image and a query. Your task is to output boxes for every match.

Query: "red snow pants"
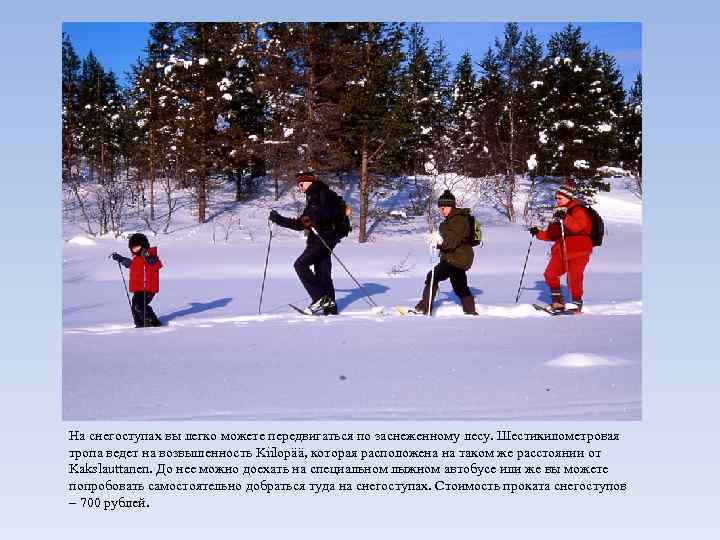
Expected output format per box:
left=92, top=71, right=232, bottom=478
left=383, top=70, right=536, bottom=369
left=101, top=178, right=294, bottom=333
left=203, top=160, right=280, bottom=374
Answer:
left=543, top=251, right=591, bottom=301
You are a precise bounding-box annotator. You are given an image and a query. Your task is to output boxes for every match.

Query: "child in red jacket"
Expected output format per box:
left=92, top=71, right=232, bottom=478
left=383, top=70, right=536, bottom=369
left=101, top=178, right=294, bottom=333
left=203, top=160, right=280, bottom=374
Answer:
left=111, top=233, right=163, bottom=327
left=530, top=181, right=593, bottom=313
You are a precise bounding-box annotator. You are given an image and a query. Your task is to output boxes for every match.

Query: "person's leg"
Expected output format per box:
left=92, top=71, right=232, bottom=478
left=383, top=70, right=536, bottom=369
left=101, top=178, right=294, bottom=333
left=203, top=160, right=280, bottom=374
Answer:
left=567, top=254, right=590, bottom=309
left=131, top=292, right=146, bottom=327
left=314, top=251, right=334, bottom=298
left=415, top=260, right=451, bottom=313
left=543, top=253, right=566, bottom=309
left=449, top=268, right=476, bottom=315
left=293, top=243, right=327, bottom=302
left=314, top=252, right=339, bottom=314
left=144, top=292, right=162, bottom=326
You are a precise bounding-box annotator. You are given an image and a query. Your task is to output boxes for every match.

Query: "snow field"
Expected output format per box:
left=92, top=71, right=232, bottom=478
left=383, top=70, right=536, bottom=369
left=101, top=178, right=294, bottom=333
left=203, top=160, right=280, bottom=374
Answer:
left=63, top=175, right=641, bottom=420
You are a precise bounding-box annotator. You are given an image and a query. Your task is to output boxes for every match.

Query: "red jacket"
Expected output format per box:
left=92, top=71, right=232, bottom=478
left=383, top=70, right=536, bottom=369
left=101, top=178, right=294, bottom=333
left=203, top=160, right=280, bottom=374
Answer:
left=129, top=247, right=162, bottom=293
left=536, top=201, right=593, bottom=260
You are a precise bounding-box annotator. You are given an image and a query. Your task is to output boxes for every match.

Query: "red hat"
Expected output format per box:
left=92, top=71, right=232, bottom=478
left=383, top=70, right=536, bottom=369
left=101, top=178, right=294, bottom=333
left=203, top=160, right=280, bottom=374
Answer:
left=296, top=171, right=316, bottom=184
left=556, top=179, right=576, bottom=199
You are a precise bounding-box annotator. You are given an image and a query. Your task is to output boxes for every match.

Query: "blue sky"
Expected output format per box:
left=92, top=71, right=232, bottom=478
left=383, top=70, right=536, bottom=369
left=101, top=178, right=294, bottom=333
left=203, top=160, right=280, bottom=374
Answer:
left=62, top=21, right=641, bottom=89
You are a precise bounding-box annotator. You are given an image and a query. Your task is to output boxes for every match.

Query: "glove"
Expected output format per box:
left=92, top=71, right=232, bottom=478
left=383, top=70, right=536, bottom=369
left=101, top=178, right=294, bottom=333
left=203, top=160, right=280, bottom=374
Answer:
left=553, top=209, right=567, bottom=220
left=268, top=210, right=280, bottom=223
left=529, top=226, right=540, bottom=237
left=110, top=252, right=122, bottom=262
left=426, top=231, right=443, bottom=246
left=300, top=215, right=313, bottom=230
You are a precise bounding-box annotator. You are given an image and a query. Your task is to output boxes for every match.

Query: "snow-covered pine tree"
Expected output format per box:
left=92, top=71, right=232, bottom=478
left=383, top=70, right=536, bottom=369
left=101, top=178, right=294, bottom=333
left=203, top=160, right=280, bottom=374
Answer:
left=427, top=38, right=453, bottom=171
left=125, top=23, right=179, bottom=220
left=587, top=48, right=626, bottom=182
left=392, top=23, right=435, bottom=176
left=534, top=23, right=625, bottom=201
left=77, top=51, right=119, bottom=185
left=448, top=51, right=479, bottom=178
left=263, top=22, right=354, bottom=181
left=619, top=72, right=642, bottom=195
left=62, top=33, right=81, bottom=184
left=413, top=36, right=453, bottom=225
left=259, top=23, right=305, bottom=200
left=170, top=23, right=234, bottom=223
left=341, top=22, right=405, bottom=243
left=209, top=22, right=265, bottom=201
left=476, top=23, right=543, bottom=222
left=391, top=24, right=450, bottom=220
left=515, top=30, right=546, bottom=223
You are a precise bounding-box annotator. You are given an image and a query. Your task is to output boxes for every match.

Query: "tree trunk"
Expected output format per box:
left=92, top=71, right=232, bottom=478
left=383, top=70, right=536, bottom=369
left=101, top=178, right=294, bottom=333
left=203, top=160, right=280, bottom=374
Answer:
left=358, top=143, right=370, bottom=243
left=150, top=130, right=156, bottom=221
left=100, top=143, right=105, bottom=186
left=306, top=26, right=316, bottom=169
left=235, top=166, right=243, bottom=201
left=505, top=173, right=516, bottom=222
left=198, top=173, right=207, bottom=223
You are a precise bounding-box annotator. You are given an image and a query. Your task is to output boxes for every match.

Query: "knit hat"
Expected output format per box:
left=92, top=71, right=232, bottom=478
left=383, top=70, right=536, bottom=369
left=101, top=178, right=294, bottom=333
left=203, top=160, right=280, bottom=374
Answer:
left=296, top=171, right=316, bottom=184
left=556, top=179, right=576, bottom=200
left=437, top=190, right=456, bottom=208
left=128, top=233, right=150, bottom=251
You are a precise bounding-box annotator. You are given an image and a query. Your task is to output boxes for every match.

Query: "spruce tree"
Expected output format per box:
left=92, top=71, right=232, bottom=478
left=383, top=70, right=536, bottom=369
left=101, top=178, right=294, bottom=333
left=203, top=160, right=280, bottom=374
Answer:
left=619, top=72, right=642, bottom=193
left=534, top=23, right=624, bottom=200
left=476, top=23, right=545, bottom=221
left=393, top=23, right=435, bottom=177
left=62, top=33, right=81, bottom=183
left=448, top=51, right=478, bottom=177
left=170, top=22, right=233, bottom=222
left=341, top=22, right=405, bottom=243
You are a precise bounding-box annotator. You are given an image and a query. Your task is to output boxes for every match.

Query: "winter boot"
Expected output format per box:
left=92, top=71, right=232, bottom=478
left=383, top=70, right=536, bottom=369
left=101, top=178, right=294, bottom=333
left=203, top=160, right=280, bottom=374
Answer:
left=550, top=288, right=565, bottom=312
left=414, top=282, right=439, bottom=315
left=131, top=306, right=147, bottom=328
left=146, top=307, right=163, bottom=327
left=565, top=299, right=583, bottom=313
left=323, top=299, right=338, bottom=316
left=307, top=295, right=332, bottom=315
left=461, top=296, right=478, bottom=316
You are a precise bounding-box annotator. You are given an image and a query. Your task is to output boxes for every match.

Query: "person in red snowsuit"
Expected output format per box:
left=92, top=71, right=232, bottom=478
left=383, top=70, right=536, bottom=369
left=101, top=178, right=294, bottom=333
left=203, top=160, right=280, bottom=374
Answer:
left=530, top=182, right=593, bottom=312
left=111, top=233, right=163, bottom=327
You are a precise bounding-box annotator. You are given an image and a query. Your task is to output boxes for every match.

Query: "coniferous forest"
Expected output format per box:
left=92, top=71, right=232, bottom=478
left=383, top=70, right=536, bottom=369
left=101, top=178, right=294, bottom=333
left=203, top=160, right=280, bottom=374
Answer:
left=62, top=22, right=642, bottom=241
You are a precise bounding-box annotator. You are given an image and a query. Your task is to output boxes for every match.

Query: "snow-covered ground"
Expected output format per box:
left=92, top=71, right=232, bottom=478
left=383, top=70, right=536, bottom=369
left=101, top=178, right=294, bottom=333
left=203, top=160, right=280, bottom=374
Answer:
left=62, top=175, right=642, bottom=420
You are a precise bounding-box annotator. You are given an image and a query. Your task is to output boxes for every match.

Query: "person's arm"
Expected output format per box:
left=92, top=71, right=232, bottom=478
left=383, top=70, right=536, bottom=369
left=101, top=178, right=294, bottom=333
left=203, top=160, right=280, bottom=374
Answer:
left=270, top=210, right=304, bottom=231
left=111, top=253, right=131, bottom=268
left=536, top=222, right=561, bottom=241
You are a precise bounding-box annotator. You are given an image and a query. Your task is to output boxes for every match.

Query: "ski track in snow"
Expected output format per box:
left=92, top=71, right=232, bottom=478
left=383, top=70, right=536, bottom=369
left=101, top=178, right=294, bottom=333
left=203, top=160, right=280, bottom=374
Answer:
left=64, top=300, right=641, bottom=336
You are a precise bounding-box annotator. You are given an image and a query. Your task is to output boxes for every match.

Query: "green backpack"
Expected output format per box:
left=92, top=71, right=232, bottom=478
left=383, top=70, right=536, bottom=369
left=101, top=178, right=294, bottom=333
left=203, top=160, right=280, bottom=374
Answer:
left=467, top=214, right=483, bottom=247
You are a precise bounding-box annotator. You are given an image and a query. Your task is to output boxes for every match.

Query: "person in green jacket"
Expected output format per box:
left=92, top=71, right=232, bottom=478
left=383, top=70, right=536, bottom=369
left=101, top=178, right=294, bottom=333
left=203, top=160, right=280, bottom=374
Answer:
left=414, top=190, right=478, bottom=315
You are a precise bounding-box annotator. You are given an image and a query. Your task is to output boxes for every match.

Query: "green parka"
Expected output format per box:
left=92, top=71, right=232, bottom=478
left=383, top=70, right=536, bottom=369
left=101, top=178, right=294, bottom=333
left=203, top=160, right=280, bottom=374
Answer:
left=438, top=208, right=474, bottom=271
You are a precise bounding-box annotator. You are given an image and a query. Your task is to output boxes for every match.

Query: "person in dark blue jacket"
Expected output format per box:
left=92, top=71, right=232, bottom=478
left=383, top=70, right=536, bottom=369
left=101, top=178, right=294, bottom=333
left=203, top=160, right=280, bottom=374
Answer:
left=269, top=172, right=339, bottom=315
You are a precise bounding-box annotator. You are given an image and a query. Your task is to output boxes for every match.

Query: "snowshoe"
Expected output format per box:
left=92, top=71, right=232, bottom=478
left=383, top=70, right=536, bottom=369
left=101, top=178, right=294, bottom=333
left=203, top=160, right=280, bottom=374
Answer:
left=533, top=303, right=581, bottom=316
left=396, top=305, right=422, bottom=316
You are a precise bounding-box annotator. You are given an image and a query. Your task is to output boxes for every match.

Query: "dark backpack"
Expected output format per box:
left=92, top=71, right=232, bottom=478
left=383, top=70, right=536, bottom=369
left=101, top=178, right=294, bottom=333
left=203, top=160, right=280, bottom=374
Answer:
left=466, top=214, right=483, bottom=247
left=327, top=189, right=352, bottom=241
left=571, top=205, right=604, bottom=247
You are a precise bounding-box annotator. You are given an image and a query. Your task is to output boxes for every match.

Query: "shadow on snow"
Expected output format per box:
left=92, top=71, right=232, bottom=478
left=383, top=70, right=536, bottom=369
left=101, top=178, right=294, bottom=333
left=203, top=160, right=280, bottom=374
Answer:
left=160, top=297, right=234, bottom=324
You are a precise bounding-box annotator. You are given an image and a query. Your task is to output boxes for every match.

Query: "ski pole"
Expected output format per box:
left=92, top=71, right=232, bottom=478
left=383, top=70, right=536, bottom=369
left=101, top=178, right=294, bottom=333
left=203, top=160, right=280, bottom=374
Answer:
left=115, top=260, right=133, bottom=317
left=427, top=243, right=436, bottom=317
left=515, top=237, right=534, bottom=303
left=559, top=219, right=572, bottom=298
left=310, top=226, right=378, bottom=308
left=258, top=220, right=274, bottom=315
